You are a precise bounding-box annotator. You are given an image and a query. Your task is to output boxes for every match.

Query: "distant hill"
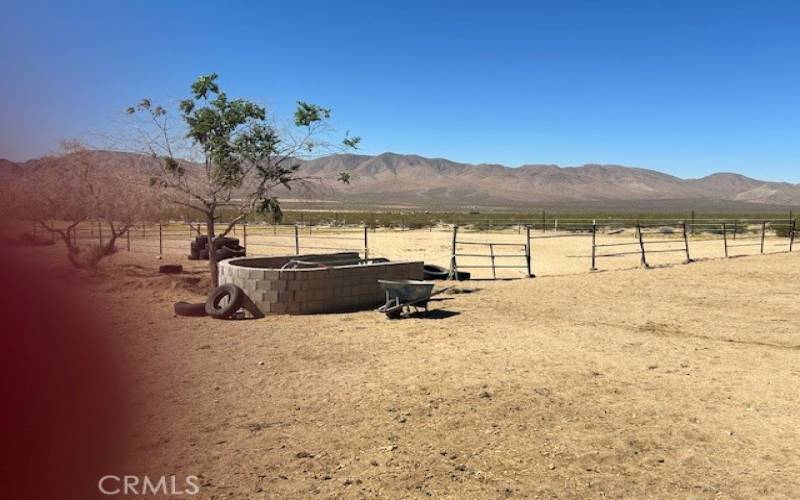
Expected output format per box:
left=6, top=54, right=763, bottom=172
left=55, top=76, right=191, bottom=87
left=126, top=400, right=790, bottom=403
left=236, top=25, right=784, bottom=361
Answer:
left=0, top=158, right=21, bottom=178
left=294, top=152, right=800, bottom=209
left=3, top=151, right=799, bottom=211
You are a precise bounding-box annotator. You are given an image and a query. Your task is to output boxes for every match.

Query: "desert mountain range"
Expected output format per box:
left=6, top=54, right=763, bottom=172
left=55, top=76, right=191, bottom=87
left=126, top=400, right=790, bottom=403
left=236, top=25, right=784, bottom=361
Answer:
left=2, top=151, right=799, bottom=211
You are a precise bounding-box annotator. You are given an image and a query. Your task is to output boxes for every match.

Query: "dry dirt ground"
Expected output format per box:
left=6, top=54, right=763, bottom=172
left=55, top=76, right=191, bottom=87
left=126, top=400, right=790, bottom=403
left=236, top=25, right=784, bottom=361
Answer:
left=19, top=230, right=800, bottom=499
left=12, top=231, right=800, bottom=499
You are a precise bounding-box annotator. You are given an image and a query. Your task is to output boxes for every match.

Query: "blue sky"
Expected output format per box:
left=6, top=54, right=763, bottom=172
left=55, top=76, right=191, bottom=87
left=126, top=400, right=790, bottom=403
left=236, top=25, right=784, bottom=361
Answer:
left=1, top=0, right=798, bottom=181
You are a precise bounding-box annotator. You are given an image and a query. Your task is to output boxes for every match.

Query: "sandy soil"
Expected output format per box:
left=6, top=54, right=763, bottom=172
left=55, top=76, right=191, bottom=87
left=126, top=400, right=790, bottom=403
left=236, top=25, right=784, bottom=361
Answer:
left=41, top=227, right=797, bottom=499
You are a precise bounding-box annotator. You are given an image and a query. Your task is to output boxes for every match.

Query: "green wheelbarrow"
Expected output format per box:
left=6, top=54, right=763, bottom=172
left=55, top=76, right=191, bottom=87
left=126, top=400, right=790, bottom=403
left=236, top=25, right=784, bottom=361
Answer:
left=377, top=280, right=449, bottom=319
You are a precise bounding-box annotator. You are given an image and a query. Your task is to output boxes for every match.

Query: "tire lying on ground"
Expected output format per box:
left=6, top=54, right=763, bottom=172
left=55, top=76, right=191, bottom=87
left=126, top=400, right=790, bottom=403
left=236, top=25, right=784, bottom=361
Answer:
left=205, top=284, right=245, bottom=319
left=422, top=264, right=470, bottom=280
left=423, top=264, right=449, bottom=280
left=174, top=301, right=207, bottom=317
left=159, top=264, right=183, bottom=274
left=455, top=271, right=471, bottom=281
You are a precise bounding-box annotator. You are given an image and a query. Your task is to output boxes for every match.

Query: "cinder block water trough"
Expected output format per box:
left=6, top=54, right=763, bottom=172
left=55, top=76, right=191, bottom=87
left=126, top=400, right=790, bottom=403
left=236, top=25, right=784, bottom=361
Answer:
left=218, top=252, right=424, bottom=315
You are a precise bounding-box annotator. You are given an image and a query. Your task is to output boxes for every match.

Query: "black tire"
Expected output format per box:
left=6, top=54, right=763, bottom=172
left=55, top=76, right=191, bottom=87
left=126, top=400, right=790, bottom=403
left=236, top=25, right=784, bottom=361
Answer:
left=159, top=264, right=183, bottom=274
left=423, top=264, right=449, bottom=280
left=195, top=236, right=239, bottom=248
left=385, top=305, right=404, bottom=319
left=216, top=246, right=246, bottom=261
left=174, top=301, right=207, bottom=317
left=194, top=235, right=210, bottom=248
left=217, top=237, right=240, bottom=249
left=205, top=284, right=245, bottom=319
left=198, top=248, right=209, bottom=260
left=456, top=271, right=471, bottom=281
left=189, top=241, right=200, bottom=260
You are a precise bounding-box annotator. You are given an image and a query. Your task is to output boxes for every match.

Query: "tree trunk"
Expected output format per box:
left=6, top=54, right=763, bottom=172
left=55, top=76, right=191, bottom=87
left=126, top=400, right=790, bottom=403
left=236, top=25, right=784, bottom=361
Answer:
left=65, top=238, right=86, bottom=269
left=53, top=221, right=126, bottom=269
left=206, top=217, right=219, bottom=289
left=51, top=223, right=89, bottom=269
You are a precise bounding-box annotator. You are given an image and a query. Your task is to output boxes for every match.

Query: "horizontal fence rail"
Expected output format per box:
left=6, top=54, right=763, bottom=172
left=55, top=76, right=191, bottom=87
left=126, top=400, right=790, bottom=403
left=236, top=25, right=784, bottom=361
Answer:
left=449, top=225, right=531, bottom=279
left=27, top=216, right=799, bottom=279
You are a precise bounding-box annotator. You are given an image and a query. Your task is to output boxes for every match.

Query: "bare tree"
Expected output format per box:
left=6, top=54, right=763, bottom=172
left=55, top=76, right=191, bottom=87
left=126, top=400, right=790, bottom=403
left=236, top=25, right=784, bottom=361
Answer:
left=10, top=141, right=162, bottom=268
left=127, top=73, right=358, bottom=288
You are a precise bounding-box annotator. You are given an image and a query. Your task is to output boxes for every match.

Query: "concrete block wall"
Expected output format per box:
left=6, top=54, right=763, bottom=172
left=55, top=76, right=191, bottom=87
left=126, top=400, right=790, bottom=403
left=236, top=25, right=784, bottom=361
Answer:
left=218, top=255, right=424, bottom=315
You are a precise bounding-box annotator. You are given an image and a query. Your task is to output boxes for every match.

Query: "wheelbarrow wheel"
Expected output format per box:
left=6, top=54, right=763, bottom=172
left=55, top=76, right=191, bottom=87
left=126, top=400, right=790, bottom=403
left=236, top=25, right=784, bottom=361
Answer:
left=384, top=304, right=404, bottom=319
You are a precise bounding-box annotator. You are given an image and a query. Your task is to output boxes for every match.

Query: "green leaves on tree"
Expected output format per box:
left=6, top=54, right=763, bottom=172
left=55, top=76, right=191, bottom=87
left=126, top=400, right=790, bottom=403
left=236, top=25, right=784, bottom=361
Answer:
left=294, top=101, right=331, bottom=127
left=256, top=197, right=284, bottom=224
left=337, top=171, right=352, bottom=184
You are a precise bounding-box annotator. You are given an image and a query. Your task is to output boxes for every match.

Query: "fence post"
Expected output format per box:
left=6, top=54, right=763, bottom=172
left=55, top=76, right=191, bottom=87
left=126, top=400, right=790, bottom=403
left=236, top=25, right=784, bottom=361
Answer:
left=591, top=220, right=597, bottom=271
left=682, top=221, right=691, bottom=263
left=98, top=221, right=103, bottom=245
left=690, top=210, right=695, bottom=235
left=489, top=243, right=496, bottom=279
left=364, top=226, right=369, bottom=259
left=126, top=227, right=131, bottom=252
left=732, top=222, right=737, bottom=240
left=294, top=224, right=300, bottom=255
left=158, top=222, right=163, bottom=255
left=790, top=220, right=796, bottom=252
left=243, top=221, right=247, bottom=251
left=448, top=225, right=459, bottom=280
left=525, top=225, right=533, bottom=277
left=760, top=221, right=766, bottom=254
left=637, top=223, right=648, bottom=268
left=722, top=223, right=728, bottom=258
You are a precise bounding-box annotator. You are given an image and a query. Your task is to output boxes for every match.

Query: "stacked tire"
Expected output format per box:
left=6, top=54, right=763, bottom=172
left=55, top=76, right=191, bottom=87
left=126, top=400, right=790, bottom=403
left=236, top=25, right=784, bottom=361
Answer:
left=216, top=245, right=245, bottom=261
left=189, top=236, right=245, bottom=261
